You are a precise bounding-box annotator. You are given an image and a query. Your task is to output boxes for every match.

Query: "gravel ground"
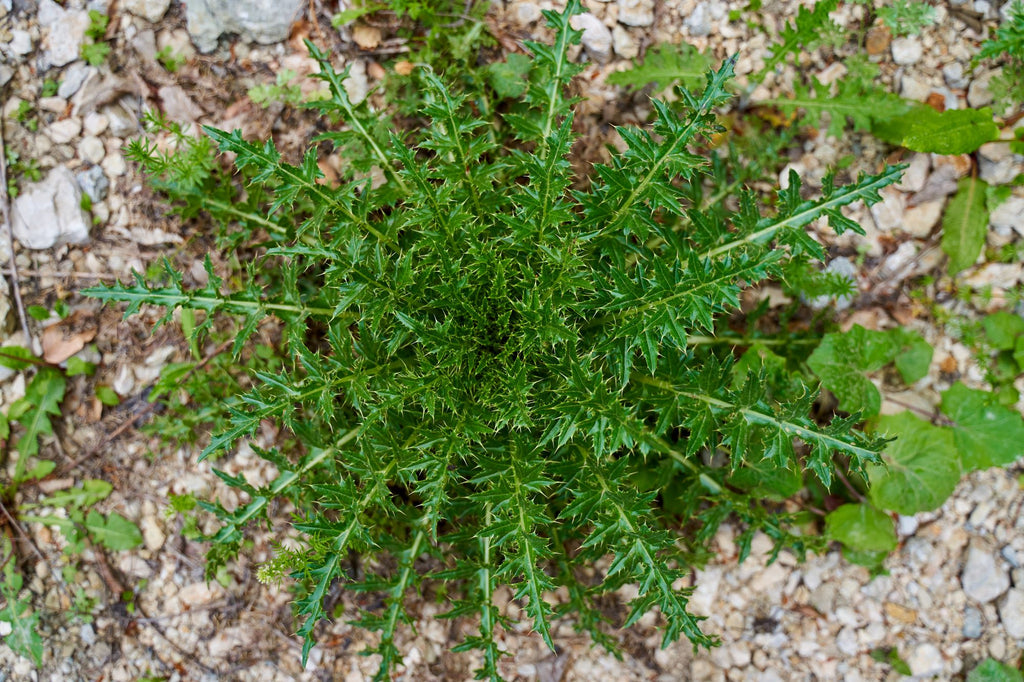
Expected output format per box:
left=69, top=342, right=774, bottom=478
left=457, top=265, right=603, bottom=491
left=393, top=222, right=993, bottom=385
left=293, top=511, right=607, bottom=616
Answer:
left=1, top=0, right=1023, bottom=680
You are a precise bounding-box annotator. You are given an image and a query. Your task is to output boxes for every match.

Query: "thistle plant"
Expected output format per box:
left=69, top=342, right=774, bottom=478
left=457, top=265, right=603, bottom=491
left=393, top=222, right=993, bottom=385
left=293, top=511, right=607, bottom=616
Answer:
left=87, top=2, right=902, bottom=678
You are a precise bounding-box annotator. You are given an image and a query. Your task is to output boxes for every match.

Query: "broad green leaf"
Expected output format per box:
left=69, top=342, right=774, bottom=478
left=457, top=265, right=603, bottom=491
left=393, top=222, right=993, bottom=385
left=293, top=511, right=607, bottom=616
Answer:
left=842, top=547, right=889, bottom=572
left=10, top=367, right=66, bottom=461
left=873, top=106, right=1000, bottom=154
left=85, top=510, right=143, bottom=551
left=870, top=647, right=912, bottom=676
left=940, top=382, right=1024, bottom=471
left=65, top=356, right=96, bottom=376
left=983, top=311, right=1024, bottom=351
left=95, top=385, right=120, bottom=406
left=0, top=564, right=43, bottom=665
left=942, top=176, right=989, bottom=274
left=867, top=412, right=961, bottom=515
left=486, top=53, right=532, bottom=99
left=893, top=333, right=932, bottom=384
left=808, top=325, right=902, bottom=416
left=0, top=345, right=35, bottom=370
left=968, top=658, right=1024, bottom=682
left=31, top=479, right=113, bottom=510
left=825, top=503, right=897, bottom=553
left=1016, top=336, right=1024, bottom=373
left=607, top=42, right=711, bottom=92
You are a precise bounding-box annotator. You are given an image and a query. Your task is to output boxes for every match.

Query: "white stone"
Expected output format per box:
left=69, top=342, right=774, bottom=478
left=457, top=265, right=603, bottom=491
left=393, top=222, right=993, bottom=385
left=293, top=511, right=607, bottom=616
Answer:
left=78, top=136, right=106, bottom=164
left=895, top=153, right=930, bottom=193
left=962, top=544, right=1011, bottom=602
left=964, top=263, right=1023, bottom=289
left=900, top=74, right=930, bottom=101
left=836, top=627, right=859, bottom=655
left=685, top=2, right=712, bottom=36
left=39, top=0, right=91, bottom=68
left=11, top=166, right=91, bottom=250
left=870, top=187, right=906, bottom=232
left=158, top=85, right=204, bottom=122
left=999, top=589, right=1024, bottom=638
left=124, top=0, right=171, bottom=23
left=968, top=70, right=996, bottom=108
left=57, top=62, right=93, bottom=99
left=942, top=62, right=968, bottom=89
left=891, top=37, right=923, bottom=65
left=83, top=112, right=109, bottom=136
left=907, top=643, right=943, bottom=677
left=612, top=25, right=638, bottom=59
left=47, top=117, right=83, bottom=144
left=177, top=581, right=224, bottom=606
left=512, top=2, right=541, bottom=24
left=901, top=199, right=944, bottom=238
left=991, top=196, right=1024, bottom=237
left=140, top=516, right=166, bottom=551
left=343, top=60, right=369, bottom=105
left=186, top=0, right=307, bottom=53
left=570, top=13, right=613, bottom=63
left=9, top=29, right=33, bottom=56
left=618, top=0, right=654, bottom=27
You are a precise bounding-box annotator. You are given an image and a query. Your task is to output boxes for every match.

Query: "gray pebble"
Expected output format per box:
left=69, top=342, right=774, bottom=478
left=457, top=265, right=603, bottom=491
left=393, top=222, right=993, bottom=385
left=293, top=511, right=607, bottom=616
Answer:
left=77, top=165, right=109, bottom=203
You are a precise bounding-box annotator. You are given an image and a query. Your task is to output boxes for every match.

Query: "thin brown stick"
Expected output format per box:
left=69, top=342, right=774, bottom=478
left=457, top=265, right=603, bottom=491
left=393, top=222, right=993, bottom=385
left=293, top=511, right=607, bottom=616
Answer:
left=0, top=268, right=119, bottom=281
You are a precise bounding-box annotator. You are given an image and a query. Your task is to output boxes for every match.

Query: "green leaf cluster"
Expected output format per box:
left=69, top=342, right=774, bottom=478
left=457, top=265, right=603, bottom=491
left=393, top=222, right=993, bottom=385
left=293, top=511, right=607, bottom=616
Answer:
left=87, top=3, right=904, bottom=677
left=813, top=324, right=1024, bottom=566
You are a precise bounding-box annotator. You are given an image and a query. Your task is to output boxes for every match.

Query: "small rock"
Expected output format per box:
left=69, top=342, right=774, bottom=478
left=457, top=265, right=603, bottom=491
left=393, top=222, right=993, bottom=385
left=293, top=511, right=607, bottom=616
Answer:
left=157, top=85, right=204, bottom=122
left=964, top=263, right=1023, bottom=289
left=684, top=2, right=712, bottom=37
left=512, top=2, right=541, bottom=24
left=78, top=136, right=106, bottom=164
left=47, top=117, right=83, bottom=144
left=990, top=196, right=1024, bottom=237
left=884, top=601, right=918, bottom=624
left=866, top=25, right=891, bottom=56
left=898, top=515, right=919, bottom=537
left=895, top=153, right=930, bottom=193
left=38, top=96, right=68, bottom=113
left=103, top=103, right=138, bottom=137
left=963, top=606, right=983, bottom=639
left=570, top=13, right=613, bottom=63
left=1000, top=589, right=1024, bottom=638
left=968, top=70, right=996, bottom=108
left=906, top=643, right=943, bottom=677
left=343, top=59, right=369, bottom=105
left=186, top=0, right=307, bottom=53
left=618, top=0, right=654, bottom=27
left=901, top=199, right=943, bottom=238
left=83, top=112, right=108, bottom=136
left=58, top=62, right=93, bottom=99
left=140, top=516, right=166, bottom=551
left=942, top=62, right=969, bottom=89
left=9, top=29, right=33, bottom=56
left=962, top=545, right=1011, bottom=603
left=351, top=24, right=382, bottom=50
left=40, top=0, right=91, bottom=68
left=1002, top=546, right=1021, bottom=569
left=891, top=37, right=923, bottom=65
left=80, top=624, right=97, bottom=646
left=177, top=581, right=224, bottom=606
left=11, top=166, right=91, bottom=249
left=76, top=165, right=109, bottom=202
left=123, top=0, right=171, bottom=23
left=612, top=25, right=638, bottom=59
left=870, top=187, right=906, bottom=232
left=209, top=626, right=254, bottom=657
left=900, top=74, right=930, bottom=101
left=835, top=627, right=859, bottom=656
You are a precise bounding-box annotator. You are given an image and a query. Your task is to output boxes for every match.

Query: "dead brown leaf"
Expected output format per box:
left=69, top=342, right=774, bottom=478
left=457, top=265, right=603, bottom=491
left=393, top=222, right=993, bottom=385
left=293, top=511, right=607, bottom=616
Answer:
left=42, top=311, right=98, bottom=364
